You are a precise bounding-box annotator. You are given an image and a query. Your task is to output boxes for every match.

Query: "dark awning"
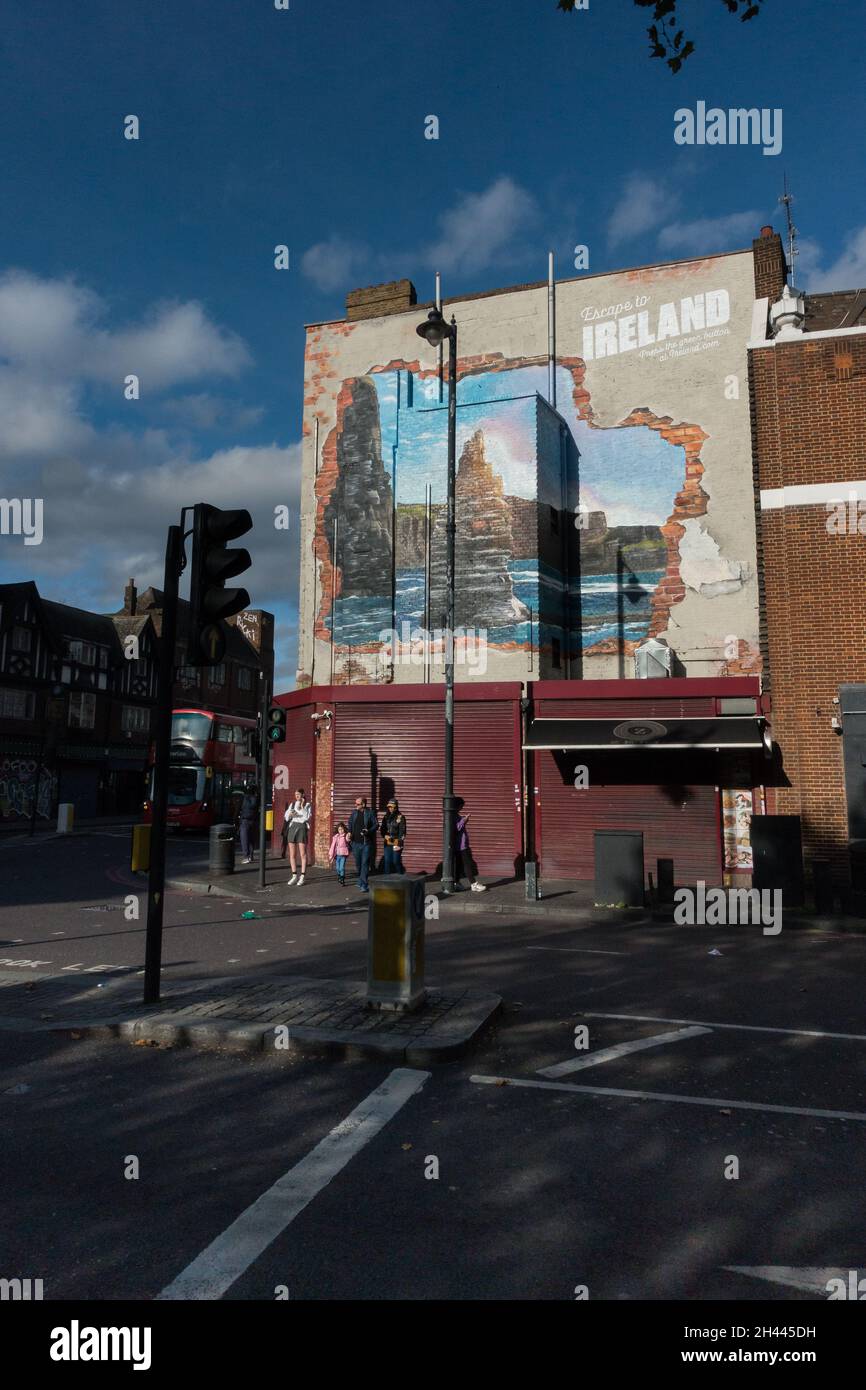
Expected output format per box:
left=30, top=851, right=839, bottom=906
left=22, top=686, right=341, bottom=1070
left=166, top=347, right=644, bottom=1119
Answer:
left=523, top=716, right=768, bottom=752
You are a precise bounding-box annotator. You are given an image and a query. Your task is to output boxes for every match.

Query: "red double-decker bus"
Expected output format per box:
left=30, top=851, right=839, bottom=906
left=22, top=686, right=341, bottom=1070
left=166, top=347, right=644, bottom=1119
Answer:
left=144, top=708, right=258, bottom=830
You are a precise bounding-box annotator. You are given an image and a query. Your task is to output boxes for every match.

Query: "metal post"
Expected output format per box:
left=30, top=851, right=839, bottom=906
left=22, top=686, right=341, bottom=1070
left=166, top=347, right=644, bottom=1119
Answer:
left=424, top=481, right=432, bottom=684
left=258, top=671, right=270, bottom=890
left=442, top=319, right=458, bottom=895
left=144, top=522, right=184, bottom=1004
left=27, top=732, right=46, bottom=838
left=548, top=251, right=557, bottom=409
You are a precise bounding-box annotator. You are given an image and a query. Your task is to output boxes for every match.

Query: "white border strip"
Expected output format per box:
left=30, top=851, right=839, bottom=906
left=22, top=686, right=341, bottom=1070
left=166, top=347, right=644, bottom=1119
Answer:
left=157, top=1067, right=430, bottom=1300
left=761, top=480, right=866, bottom=511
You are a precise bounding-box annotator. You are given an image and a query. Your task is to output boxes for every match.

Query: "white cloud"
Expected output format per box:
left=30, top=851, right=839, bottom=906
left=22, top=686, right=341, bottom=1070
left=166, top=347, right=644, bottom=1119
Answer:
left=158, top=393, right=265, bottom=431
left=301, top=236, right=371, bottom=292
left=804, top=225, right=866, bottom=291
left=608, top=174, right=676, bottom=249
left=656, top=210, right=760, bottom=256
left=0, top=270, right=250, bottom=387
left=422, top=176, right=539, bottom=275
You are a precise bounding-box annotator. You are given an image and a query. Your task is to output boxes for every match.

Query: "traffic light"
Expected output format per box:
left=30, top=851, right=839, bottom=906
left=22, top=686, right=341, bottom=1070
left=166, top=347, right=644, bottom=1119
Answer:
left=187, top=504, right=253, bottom=666
left=267, top=704, right=286, bottom=743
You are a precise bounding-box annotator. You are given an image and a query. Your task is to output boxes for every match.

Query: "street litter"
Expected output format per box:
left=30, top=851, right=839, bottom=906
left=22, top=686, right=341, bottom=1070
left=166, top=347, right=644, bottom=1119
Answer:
left=708, top=948, right=723, bottom=956
left=241, top=911, right=261, bottom=919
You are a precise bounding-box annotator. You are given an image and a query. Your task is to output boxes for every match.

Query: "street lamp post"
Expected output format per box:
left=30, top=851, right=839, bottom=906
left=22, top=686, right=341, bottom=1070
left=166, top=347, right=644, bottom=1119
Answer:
left=416, top=306, right=458, bottom=894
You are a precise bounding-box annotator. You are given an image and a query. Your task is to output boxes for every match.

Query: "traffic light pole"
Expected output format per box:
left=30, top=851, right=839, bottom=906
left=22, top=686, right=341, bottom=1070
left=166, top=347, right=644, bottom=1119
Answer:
left=144, top=521, right=184, bottom=1004
left=258, top=672, right=270, bottom=890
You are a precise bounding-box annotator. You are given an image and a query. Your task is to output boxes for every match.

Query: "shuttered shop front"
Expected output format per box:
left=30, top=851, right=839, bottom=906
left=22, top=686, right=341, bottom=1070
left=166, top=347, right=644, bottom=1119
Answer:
left=332, top=696, right=521, bottom=876
left=534, top=695, right=722, bottom=884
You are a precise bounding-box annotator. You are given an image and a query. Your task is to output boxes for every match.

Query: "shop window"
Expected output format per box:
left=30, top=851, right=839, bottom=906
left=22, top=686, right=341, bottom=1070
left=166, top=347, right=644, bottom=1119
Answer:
left=0, top=688, right=35, bottom=720
left=68, top=692, right=96, bottom=730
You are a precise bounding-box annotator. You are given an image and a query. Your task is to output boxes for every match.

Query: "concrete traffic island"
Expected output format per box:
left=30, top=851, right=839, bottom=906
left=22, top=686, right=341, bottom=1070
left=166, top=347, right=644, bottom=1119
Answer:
left=0, top=970, right=501, bottom=1064
left=0, top=870, right=501, bottom=1062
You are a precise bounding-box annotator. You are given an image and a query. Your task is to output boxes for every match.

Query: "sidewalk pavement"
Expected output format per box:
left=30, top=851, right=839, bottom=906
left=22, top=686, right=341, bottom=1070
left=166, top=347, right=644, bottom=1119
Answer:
left=0, top=969, right=501, bottom=1065
left=165, top=856, right=866, bottom=931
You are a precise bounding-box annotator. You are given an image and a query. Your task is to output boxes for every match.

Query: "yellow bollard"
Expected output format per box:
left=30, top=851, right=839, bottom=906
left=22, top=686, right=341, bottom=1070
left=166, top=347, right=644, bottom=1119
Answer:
left=367, top=875, right=427, bottom=1011
left=265, top=809, right=273, bottom=832
left=131, top=823, right=151, bottom=873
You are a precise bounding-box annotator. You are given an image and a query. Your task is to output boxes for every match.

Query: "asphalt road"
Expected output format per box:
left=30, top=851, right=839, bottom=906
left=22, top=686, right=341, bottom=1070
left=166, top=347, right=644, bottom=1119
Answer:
left=3, top=830, right=866, bottom=1303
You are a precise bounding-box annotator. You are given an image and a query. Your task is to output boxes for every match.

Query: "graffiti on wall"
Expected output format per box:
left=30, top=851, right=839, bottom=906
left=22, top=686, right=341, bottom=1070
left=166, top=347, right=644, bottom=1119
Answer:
left=0, top=757, right=57, bottom=822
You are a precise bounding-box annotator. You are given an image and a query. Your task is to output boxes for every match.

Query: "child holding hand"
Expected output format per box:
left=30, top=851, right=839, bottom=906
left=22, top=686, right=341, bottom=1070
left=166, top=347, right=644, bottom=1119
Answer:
left=329, top=821, right=351, bottom=886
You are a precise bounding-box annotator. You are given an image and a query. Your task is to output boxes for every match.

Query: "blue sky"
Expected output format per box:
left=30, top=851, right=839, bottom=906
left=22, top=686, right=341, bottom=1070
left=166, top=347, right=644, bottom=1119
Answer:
left=1, top=0, right=864, bottom=687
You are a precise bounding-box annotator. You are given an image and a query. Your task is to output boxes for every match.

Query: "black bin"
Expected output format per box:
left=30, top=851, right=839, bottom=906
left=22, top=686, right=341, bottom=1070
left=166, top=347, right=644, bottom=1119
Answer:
left=209, top=822, right=236, bottom=876
left=751, top=815, right=804, bottom=908
left=595, top=830, right=644, bottom=907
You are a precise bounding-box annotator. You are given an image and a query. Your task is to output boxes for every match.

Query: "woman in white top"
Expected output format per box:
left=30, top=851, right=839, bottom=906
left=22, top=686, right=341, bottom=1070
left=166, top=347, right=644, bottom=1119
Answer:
left=285, top=788, right=312, bottom=886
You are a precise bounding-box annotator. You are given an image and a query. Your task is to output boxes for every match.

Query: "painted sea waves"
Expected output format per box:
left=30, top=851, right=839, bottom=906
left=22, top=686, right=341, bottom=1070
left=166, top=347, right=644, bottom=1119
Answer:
left=328, top=561, right=664, bottom=649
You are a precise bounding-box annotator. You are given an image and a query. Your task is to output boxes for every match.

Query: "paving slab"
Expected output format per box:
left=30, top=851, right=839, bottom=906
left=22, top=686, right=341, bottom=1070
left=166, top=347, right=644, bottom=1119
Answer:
left=0, top=970, right=501, bottom=1063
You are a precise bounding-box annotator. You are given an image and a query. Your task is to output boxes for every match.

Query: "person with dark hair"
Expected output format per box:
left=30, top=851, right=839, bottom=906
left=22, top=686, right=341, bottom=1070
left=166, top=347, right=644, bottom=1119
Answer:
left=239, top=782, right=259, bottom=864
left=347, top=795, right=377, bottom=892
left=285, top=788, right=311, bottom=886
left=380, top=798, right=407, bottom=874
left=455, top=798, right=486, bottom=891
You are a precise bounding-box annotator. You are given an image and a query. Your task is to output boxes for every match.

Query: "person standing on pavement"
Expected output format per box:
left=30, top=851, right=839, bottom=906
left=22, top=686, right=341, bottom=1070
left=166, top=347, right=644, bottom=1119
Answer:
left=455, top=798, right=486, bottom=891
left=238, top=783, right=259, bottom=865
left=347, top=795, right=377, bottom=892
left=328, top=821, right=351, bottom=886
left=285, top=788, right=312, bottom=886
left=380, top=798, right=407, bottom=874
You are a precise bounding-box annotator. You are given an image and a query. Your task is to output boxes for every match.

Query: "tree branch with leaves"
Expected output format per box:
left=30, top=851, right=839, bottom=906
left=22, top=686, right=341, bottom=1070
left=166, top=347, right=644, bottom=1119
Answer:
left=557, top=0, right=765, bottom=73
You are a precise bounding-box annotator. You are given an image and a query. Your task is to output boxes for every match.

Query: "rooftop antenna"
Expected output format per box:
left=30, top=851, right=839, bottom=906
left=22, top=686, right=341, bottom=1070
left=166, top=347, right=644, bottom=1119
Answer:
left=779, top=174, right=798, bottom=284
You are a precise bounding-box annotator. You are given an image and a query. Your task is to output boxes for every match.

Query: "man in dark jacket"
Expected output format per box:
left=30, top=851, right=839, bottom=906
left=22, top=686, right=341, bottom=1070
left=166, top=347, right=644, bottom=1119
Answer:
left=347, top=796, right=377, bottom=891
left=239, top=783, right=259, bottom=864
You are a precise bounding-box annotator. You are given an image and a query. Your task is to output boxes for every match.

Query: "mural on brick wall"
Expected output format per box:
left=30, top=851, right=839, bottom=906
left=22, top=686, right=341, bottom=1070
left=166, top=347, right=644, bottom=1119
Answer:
left=0, top=757, right=57, bottom=822
left=314, top=358, right=704, bottom=662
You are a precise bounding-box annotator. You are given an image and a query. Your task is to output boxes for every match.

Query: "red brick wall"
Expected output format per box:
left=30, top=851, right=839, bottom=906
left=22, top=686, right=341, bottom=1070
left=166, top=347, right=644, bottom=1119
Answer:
left=751, top=332, right=866, bottom=878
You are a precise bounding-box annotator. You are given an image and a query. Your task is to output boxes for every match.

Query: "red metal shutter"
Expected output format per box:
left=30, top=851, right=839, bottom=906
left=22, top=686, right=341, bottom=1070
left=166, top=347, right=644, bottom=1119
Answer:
left=535, top=697, right=721, bottom=884
left=333, top=698, right=520, bottom=876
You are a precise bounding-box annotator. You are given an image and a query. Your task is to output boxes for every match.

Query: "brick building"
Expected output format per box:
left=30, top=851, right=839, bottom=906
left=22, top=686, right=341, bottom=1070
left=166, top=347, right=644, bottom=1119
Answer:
left=0, top=579, right=274, bottom=824
left=279, top=231, right=866, bottom=896
left=749, top=232, right=866, bottom=884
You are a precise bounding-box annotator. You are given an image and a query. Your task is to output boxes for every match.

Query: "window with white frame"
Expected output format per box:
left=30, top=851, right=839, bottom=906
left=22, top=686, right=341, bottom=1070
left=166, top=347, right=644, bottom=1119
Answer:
left=68, top=691, right=96, bottom=729
left=66, top=639, right=96, bottom=666
left=208, top=664, right=226, bottom=687
left=11, top=626, right=32, bottom=652
left=0, top=688, right=35, bottom=720
left=237, top=667, right=253, bottom=691
left=121, top=705, right=150, bottom=734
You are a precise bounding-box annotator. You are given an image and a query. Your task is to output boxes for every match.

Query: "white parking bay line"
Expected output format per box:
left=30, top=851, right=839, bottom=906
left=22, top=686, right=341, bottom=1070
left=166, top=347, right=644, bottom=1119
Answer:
left=156, top=1067, right=430, bottom=1301
left=537, top=1025, right=711, bottom=1078
left=470, top=1074, right=866, bottom=1123
left=582, top=1011, right=866, bottom=1044
left=526, top=946, right=625, bottom=956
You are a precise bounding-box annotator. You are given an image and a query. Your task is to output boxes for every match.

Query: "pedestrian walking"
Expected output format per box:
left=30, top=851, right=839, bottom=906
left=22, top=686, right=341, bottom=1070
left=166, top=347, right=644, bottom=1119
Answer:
left=285, top=788, right=312, bottom=886
left=380, top=798, right=407, bottom=874
left=238, top=783, right=259, bottom=864
left=328, top=821, right=351, bottom=886
left=455, top=799, right=486, bottom=891
left=347, top=795, right=377, bottom=892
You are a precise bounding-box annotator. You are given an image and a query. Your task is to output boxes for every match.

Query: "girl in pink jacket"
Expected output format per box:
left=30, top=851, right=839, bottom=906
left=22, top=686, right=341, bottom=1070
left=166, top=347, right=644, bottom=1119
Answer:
left=328, top=822, right=351, bottom=886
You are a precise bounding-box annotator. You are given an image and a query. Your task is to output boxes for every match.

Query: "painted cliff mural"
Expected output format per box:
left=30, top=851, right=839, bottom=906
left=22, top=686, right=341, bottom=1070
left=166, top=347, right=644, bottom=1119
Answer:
left=314, top=357, right=694, bottom=666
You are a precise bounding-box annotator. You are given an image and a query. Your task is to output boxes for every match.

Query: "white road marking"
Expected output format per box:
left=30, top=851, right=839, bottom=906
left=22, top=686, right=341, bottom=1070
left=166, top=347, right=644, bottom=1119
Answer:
left=469, top=1074, right=866, bottom=1122
left=582, top=1011, right=866, bottom=1044
left=537, top=1025, right=711, bottom=1078
left=157, top=1067, right=430, bottom=1300
left=526, top=946, right=625, bottom=956
left=0, top=958, right=52, bottom=969
left=722, top=1266, right=856, bottom=1294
